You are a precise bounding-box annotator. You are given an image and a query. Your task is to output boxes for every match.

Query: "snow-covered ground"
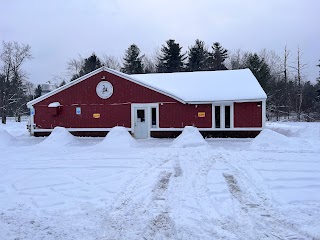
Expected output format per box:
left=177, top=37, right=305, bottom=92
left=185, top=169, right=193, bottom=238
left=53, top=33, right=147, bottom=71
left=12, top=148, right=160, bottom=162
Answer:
left=0, top=121, right=319, bottom=239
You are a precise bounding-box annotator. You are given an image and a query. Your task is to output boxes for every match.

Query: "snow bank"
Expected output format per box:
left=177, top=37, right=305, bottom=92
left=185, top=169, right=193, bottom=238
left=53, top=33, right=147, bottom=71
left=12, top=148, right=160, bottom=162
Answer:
left=171, top=126, right=208, bottom=148
left=99, top=126, right=137, bottom=148
left=266, top=122, right=303, bottom=137
left=251, top=129, right=300, bottom=150
left=39, top=127, right=79, bottom=146
left=0, top=129, right=17, bottom=147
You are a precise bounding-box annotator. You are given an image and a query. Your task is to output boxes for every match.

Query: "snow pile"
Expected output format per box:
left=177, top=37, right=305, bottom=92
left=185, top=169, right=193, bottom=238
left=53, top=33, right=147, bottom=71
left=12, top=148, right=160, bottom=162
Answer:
left=266, top=122, right=303, bottom=137
left=296, top=125, right=320, bottom=138
left=99, top=126, right=137, bottom=148
left=0, top=129, right=17, bottom=147
left=39, top=127, right=79, bottom=146
left=171, top=126, right=208, bottom=148
left=251, top=129, right=300, bottom=150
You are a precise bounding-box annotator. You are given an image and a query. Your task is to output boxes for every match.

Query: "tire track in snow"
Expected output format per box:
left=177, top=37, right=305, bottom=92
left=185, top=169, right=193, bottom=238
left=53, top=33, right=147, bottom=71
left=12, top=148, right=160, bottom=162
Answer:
left=142, top=171, right=177, bottom=239
left=220, top=151, right=312, bottom=240
left=97, top=152, right=176, bottom=240
left=164, top=149, right=236, bottom=239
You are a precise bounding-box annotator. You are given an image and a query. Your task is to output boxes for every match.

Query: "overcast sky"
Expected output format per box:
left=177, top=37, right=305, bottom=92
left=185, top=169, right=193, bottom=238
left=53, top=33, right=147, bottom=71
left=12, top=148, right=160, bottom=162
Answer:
left=1, top=0, right=319, bottom=85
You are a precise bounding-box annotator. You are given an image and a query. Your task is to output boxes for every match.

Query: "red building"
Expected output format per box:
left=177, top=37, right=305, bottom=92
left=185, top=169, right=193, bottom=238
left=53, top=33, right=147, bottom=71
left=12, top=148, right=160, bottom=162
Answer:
left=27, top=67, right=267, bottom=138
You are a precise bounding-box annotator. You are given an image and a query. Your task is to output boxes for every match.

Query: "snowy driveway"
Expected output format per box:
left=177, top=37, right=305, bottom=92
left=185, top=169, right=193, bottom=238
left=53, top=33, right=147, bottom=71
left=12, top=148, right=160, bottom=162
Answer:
left=0, top=122, right=320, bottom=239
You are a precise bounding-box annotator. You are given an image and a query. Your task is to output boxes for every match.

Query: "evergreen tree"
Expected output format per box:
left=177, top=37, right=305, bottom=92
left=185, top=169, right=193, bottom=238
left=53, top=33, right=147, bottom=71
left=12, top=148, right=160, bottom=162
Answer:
left=71, top=53, right=102, bottom=81
left=316, top=60, right=320, bottom=101
left=244, top=53, right=271, bottom=91
left=34, top=84, right=42, bottom=98
left=121, top=44, right=144, bottom=74
left=301, top=81, right=317, bottom=114
left=59, top=80, right=66, bottom=87
left=7, top=71, right=26, bottom=120
left=317, top=60, right=320, bottom=83
left=209, top=42, right=228, bottom=70
left=187, top=39, right=209, bottom=71
left=157, top=39, right=186, bottom=73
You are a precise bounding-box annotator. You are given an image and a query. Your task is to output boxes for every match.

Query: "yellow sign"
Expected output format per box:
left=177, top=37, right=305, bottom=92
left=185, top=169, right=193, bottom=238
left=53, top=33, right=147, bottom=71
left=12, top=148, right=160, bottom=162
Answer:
left=93, top=113, right=100, bottom=118
left=198, top=112, right=205, bottom=117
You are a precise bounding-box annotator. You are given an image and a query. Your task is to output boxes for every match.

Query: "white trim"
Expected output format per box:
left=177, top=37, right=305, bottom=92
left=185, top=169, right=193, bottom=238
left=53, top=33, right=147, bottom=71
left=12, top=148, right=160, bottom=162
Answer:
left=27, top=67, right=185, bottom=108
left=150, top=128, right=263, bottom=131
left=186, top=98, right=266, bottom=104
left=32, top=127, right=263, bottom=133
left=30, top=106, right=35, bottom=135
left=33, top=128, right=132, bottom=133
left=261, top=99, right=266, bottom=128
left=212, top=102, right=234, bottom=130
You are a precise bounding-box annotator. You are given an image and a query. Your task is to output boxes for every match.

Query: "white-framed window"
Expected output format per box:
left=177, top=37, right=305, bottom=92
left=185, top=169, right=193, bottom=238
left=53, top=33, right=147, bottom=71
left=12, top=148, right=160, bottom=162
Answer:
left=212, top=103, right=234, bottom=129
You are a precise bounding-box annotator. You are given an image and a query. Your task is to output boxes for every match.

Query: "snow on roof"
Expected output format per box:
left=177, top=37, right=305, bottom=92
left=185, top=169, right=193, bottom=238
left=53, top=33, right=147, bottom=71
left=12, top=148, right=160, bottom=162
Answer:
left=131, top=69, right=267, bottom=102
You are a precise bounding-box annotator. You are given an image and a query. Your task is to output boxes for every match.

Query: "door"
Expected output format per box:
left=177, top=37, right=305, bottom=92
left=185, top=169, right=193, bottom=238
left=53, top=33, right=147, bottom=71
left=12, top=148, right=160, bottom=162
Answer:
left=134, top=107, right=148, bottom=139
left=214, top=104, right=232, bottom=129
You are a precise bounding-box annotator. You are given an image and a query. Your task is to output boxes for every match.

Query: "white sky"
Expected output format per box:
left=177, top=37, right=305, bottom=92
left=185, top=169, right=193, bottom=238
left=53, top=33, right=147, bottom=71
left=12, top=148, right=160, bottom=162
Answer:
left=1, top=0, right=319, bottom=84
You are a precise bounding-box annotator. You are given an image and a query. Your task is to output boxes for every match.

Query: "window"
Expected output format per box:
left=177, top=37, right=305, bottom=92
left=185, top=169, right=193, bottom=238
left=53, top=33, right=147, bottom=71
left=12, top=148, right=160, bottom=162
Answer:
left=225, top=106, right=230, bottom=128
left=151, top=107, right=157, bottom=127
left=214, top=104, right=233, bottom=129
left=137, top=109, right=145, bottom=122
left=215, top=106, right=221, bottom=128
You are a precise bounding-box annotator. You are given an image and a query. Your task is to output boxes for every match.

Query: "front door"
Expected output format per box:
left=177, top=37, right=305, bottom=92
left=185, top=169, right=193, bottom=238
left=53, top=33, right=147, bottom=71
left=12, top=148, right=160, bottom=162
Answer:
left=134, top=107, right=148, bottom=139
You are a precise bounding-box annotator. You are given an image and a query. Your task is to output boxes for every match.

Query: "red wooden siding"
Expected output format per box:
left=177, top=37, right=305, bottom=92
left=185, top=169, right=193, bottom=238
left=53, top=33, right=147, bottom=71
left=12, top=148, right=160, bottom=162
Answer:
left=159, top=103, right=212, bottom=128
left=33, top=71, right=212, bottom=129
left=234, top=102, right=262, bottom=128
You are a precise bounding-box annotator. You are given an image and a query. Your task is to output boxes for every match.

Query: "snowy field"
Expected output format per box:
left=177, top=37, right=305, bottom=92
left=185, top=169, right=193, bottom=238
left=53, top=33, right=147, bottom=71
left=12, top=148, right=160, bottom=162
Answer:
left=0, top=121, right=320, bottom=240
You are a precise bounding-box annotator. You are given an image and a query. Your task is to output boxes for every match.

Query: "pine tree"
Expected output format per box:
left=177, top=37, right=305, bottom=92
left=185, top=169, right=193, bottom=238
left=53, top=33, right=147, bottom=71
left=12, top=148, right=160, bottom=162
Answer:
left=187, top=39, right=209, bottom=71
left=59, top=80, right=66, bottom=87
left=34, top=85, right=42, bottom=98
left=157, top=39, right=186, bottom=73
left=244, top=53, right=271, bottom=92
left=209, top=42, right=228, bottom=70
left=316, top=60, right=320, bottom=101
left=121, top=44, right=144, bottom=74
left=317, top=60, right=320, bottom=83
left=71, top=53, right=102, bottom=81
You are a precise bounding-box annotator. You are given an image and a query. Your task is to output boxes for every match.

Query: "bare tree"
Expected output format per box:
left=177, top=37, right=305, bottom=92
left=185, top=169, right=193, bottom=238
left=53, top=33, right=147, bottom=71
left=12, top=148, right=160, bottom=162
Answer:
left=143, top=55, right=157, bottom=73
left=0, top=41, right=32, bottom=124
left=66, top=54, right=84, bottom=79
left=24, top=80, right=34, bottom=97
left=225, top=49, right=249, bottom=70
left=283, top=46, right=290, bottom=118
left=259, top=49, right=282, bottom=78
left=290, top=46, right=307, bottom=121
left=102, top=54, right=121, bottom=71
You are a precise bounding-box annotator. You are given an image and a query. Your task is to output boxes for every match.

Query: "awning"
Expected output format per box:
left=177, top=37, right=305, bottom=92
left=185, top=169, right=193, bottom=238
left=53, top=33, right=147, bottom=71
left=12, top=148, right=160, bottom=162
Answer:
left=48, top=102, right=61, bottom=108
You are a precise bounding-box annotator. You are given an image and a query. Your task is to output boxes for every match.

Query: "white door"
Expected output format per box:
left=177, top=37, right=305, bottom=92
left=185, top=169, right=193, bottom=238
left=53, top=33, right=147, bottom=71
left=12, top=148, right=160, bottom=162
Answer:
left=134, top=107, right=148, bottom=139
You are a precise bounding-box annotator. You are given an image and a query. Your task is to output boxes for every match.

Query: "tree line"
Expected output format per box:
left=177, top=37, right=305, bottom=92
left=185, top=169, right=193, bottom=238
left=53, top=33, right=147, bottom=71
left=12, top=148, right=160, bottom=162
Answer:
left=66, top=39, right=320, bottom=121
left=1, top=39, right=320, bottom=124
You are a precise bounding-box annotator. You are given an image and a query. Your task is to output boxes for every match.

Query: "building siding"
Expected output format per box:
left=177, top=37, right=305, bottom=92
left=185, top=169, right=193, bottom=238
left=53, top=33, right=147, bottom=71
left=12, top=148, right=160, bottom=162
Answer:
left=234, top=102, right=262, bottom=128
left=159, top=103, right=212, bottom=128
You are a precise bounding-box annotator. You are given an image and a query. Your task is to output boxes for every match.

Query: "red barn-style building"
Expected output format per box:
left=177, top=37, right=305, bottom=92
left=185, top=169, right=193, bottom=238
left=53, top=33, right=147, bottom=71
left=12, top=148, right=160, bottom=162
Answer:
left=27, top=67, right=267, bottom=138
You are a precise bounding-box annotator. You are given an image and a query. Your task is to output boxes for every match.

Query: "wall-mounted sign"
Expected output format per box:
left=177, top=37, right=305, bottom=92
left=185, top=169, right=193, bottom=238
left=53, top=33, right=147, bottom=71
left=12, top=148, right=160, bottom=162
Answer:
left=76, top=107, right=81, bottom=115
left=93, top=113, right=100, bottom=118
left=30, top=108, right=35, bottom=115
left=96, top=81, right=113, bottom=99
left=198, top=112, right=205, bottom=117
